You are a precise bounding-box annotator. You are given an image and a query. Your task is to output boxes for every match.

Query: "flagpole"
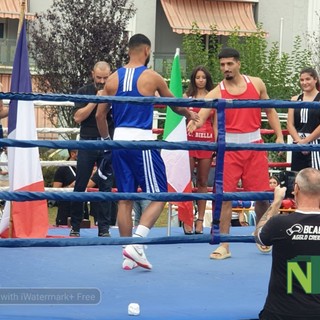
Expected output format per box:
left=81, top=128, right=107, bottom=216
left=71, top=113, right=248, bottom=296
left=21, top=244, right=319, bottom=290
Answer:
left=161, top=48, right=194, bottom=231
left=9, top=0, right=26, bottom=238
left=17, top=0, right=26, bottom=40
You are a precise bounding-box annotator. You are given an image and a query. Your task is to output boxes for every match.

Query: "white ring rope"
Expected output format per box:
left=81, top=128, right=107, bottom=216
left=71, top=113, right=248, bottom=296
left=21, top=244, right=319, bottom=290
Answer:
left=0, top=161, right=77, bottom=167
left=0, top=101, right=289, bottom=170
left=0, top=187, right=74, bottom=192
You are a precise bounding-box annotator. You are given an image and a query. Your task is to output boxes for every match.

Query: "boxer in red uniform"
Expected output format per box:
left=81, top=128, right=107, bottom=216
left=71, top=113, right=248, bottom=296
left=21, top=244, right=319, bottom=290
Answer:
left=184, top=66, right=215, bottom=234
left=188, top=48, right=284, bottom=259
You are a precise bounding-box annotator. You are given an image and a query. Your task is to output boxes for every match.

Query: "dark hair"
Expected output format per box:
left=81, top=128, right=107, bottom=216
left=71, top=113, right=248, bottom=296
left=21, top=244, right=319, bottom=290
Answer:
left=67, top=149, right=77, bottom=160
left=269, top=175, right=280, bottom=185
left=185, top=65, right=214, bottom=97
left=300, top=67, right=320, bottom=91
left=128, top=34, right=151, bottom=49
left=218, top=47, right=240, bottom=60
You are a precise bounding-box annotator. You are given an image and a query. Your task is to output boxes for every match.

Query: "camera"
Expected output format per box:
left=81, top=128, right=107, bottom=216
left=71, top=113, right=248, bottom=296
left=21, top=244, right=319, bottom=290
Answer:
left=278, top=170, right=297, bottom=199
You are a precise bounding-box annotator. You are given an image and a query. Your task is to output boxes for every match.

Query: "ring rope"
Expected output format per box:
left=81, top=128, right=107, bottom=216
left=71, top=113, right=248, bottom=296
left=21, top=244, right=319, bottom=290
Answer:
left=0, top=191, right=274, bottom=202
left=0, top=138, right=319, bottom=152
left=1, top=92, right=319, bottom=110
left=0, top=234, right=257, bottom=248
left=0, top=93, right=317, bottom=247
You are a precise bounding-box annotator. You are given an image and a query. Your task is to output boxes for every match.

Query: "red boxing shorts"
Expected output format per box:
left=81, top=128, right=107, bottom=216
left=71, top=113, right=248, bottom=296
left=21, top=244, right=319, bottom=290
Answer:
left=188, top=128, right=214, bottom=159
left=223, top=140, right=269, bottom=192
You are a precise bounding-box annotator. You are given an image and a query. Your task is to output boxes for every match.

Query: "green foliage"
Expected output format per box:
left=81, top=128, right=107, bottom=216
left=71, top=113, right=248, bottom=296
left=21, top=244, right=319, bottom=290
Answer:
left=182, top=26, right=312, bottom=100
left=182, top=23, right=209, bottom=77
left=305, top=11, right=320, bottom=75
left=28, top=0, right=136, bottom=137
left=182, top=25, right=313, bottom=163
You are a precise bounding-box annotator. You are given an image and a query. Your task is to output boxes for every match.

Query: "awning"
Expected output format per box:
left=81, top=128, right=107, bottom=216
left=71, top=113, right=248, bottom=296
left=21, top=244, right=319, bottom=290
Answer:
left=160, top=0, right=259, bottom=36
left=0, top=0, right=34, bottom=20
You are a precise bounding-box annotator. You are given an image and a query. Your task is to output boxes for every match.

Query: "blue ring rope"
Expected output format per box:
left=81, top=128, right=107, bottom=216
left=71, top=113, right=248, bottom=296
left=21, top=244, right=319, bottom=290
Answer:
left=1, top=92, right=320, bottom=109
left=0, top=234, right=255, bottom=248
left=0, top=191, right=274, bottom=202
left=0, top=139, right=319, bottom=152
left=0, top=93, right=315, bottom=247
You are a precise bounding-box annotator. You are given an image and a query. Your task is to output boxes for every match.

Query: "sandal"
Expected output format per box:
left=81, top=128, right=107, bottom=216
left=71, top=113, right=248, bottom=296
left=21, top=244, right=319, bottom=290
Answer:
left=256, top=243, right=272, bottom=253
left=238, top=212, right=249, bottom=226
left=182, top=222, right=193, bottom=235
left=209, top=245, right=231, bottom=260
left=194, top=219, right=204, bottom=234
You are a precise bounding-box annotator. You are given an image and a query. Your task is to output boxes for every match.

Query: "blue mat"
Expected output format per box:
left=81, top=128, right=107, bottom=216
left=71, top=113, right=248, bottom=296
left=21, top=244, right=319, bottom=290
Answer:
left=0, top=226, right=269, bottom=320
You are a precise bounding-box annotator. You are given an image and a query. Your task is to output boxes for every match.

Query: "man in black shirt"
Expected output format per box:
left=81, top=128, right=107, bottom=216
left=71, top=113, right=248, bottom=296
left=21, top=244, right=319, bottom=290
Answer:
left=53, top=150, right=77, bottom=226
left=255, top=168, right=320, bottom=320
left=70, top=61, right=114, bottom=237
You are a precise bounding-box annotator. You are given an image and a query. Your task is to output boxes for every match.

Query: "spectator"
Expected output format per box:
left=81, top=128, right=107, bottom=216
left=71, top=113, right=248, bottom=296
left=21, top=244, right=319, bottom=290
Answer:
left=69, top=61, right=114, bottom=237
left=287, top=67, right=320, bottom=171
left=0, top=147, right=8, bottom=187
left=184, top=65, right=215, bottom=234
left=269, top=175, right=280, bottom=189
left=255, top=168, right=320, bottom=320
left=0, top=82, right=8, bottom=139
left=0, top=82, right=9, bottom=188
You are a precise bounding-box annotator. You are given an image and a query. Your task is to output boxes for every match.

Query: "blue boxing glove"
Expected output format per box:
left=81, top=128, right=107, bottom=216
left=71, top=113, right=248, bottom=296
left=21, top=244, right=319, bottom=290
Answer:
left=98, top=136, right=113, bottom=180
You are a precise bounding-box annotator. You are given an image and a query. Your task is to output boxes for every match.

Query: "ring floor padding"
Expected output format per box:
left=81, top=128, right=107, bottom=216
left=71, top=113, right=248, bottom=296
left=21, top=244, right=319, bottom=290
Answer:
left=0, top=226, right=270, bottom=320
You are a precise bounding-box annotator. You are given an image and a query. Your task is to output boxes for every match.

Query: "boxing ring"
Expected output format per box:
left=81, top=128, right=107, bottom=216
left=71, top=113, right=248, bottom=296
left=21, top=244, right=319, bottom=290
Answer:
left=0, top=93, right=319, bottom=320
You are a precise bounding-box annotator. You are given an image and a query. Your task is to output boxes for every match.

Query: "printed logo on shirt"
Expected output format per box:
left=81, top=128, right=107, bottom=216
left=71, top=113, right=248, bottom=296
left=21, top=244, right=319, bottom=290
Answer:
left=194, top=132, right=213, bottom=139
left=286, top=224, right=320, bottom=240
left=287, top=255, right=320, bottom=294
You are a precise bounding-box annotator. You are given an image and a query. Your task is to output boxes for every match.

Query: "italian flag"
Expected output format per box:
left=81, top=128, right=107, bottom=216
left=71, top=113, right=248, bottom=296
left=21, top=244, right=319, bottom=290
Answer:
left=161, top=49, right=193, bottom=227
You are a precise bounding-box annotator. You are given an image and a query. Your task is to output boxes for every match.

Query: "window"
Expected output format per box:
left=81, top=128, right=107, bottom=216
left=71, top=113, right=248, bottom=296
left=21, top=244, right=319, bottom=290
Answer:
left=0, top=23, right=4, bottom=39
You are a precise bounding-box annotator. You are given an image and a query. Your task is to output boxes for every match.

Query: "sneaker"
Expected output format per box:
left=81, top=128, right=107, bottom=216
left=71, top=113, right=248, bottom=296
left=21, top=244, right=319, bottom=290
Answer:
left=69, top=229, right=80, bottom=237
left=98, top=231, right=111, bottom=237
left=123, top=245, right=152, bottom=270
left=122, top=256, right=138, bottom=270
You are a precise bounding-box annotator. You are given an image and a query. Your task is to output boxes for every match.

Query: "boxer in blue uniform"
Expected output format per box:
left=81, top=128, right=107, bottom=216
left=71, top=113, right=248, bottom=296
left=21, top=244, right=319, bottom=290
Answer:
left=110, top=65, right=168, bottom=194
left=96, top=34, right=198, bottom=270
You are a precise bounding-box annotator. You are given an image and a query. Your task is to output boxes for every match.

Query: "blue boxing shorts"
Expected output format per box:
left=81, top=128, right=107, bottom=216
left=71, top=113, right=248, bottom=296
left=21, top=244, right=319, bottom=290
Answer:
left=112, top=149, right=168, bottom=193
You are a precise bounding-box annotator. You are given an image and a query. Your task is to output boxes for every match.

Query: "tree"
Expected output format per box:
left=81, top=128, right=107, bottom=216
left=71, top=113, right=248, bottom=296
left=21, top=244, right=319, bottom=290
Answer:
left=28, top=0, right=136, bottom=135
left=306, top=11, right=320, bottom=75
left=182, top=26, right=312, bottom=100
left=181, top=26, right=312, bottom=164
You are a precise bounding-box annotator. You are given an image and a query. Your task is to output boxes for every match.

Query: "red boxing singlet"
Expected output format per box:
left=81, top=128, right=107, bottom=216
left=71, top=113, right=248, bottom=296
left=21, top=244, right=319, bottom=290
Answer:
left=187, top=107, right=214, bottom=141
left=219, top=75, right=261, bottom=133
left=187, top=106, right=214, bottom=159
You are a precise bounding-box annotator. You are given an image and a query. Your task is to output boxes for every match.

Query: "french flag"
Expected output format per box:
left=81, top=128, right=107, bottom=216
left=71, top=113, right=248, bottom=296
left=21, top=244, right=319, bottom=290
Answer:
left=0, top=19, right=48, bottom=238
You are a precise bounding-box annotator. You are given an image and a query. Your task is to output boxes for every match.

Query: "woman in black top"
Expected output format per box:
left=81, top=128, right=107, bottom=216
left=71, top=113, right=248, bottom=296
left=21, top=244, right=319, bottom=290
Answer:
left=287, top=67, right=320, bottom=171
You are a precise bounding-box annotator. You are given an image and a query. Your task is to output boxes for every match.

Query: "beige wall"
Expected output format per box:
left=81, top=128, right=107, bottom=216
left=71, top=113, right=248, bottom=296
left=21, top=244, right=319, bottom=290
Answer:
left=0, top=73, right=58, bottom=140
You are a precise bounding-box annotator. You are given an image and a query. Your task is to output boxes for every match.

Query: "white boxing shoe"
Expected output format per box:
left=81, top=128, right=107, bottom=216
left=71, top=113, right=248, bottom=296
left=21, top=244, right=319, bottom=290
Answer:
left=122, top=256, right=138, bottom=270
left=123, top=245, right=152, bottom=270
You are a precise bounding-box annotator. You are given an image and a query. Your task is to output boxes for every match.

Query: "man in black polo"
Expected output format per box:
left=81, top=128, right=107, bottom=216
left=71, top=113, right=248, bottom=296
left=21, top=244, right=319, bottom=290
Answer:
left=70, top=61, right=114, bottom=237
left=255, top=168, right=320, bottom=319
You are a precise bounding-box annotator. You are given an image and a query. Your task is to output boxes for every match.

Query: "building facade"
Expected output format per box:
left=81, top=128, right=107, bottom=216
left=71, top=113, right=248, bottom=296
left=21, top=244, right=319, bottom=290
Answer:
left=1, top=0, right=320, bottom=78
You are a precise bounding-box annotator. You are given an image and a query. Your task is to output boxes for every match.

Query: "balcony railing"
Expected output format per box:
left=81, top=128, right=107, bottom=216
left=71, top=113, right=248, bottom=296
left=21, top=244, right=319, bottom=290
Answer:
left=153, top=53, right=187, bottom=77
left=0, top=45, right=182, bottom=75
